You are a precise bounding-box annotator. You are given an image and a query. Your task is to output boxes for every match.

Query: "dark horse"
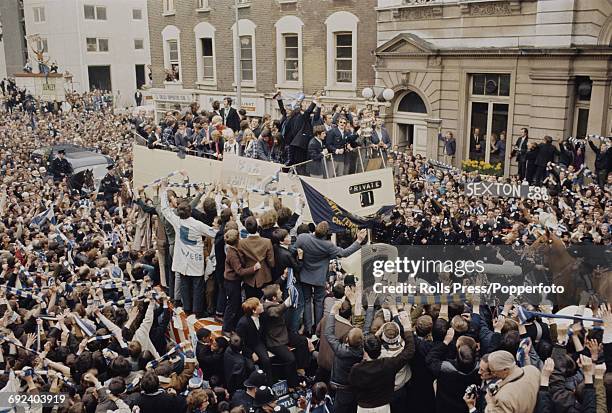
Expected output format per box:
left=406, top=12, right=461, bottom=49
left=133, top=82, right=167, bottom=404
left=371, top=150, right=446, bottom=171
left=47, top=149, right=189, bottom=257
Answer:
left=69, top=169, right=95, bottom=195
left=531, top=231, right=612, bottom=307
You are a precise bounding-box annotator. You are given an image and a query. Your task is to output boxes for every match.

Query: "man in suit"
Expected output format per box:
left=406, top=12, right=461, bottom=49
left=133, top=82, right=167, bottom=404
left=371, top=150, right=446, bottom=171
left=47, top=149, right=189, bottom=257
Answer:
left=173, top=121, right=192, bottom=149
left=271, top=228, right=301, bottom=283
left=220, top=97, right=241, bottom=132
left=276, top=91, right=318, bottom=172
left=134, top=89, right=143, bottom=107
left=371, top=117, right=392, bottom=151
left=307, top=125, right=328, bottom=178
left=513, top=128, right=529, bottom=180
left=588, top=135, right=611, bottom=188
left=325, top=116, right=349, bottom=177
left=295, top=222, right=366, bottom=335
left=438, top=130, right=456, bottom=166
left=238, top=216, right=275, bottom=299
left=534, top=135, right=559, bottom=185
left=224, top=229, right=259, bottom=333
left=470, top=128, right=484, bottom=161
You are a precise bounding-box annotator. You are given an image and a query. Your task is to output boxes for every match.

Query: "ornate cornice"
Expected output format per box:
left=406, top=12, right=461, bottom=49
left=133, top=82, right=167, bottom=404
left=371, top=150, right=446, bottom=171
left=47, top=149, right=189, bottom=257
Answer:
left=377, top=46, right=612, bottom=59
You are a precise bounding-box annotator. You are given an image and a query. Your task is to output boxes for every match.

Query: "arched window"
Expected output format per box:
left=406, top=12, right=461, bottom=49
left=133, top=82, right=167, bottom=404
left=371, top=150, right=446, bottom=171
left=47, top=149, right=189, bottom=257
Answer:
left=194, top=22, right=216, bottom=84
left=275, top=16, right=303, bottom=88
left=231, top=19, right=256, bottom=86
left=162, top=25, right=181, bottom=82
left=325, top=11, right=358, bottom=93
left=397, top=91, right=427, bottom=113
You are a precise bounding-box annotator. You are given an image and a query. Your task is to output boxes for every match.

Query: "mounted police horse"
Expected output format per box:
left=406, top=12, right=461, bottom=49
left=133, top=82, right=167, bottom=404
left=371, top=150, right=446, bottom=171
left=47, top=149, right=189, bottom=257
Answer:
left=69, top=169, right=95, bottom=196
left=531, top=231, right=611, bottom=307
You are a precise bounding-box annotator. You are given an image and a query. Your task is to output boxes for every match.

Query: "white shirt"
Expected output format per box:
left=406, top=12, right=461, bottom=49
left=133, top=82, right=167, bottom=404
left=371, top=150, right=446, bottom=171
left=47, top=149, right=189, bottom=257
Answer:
left=251, top=315, right=260, bottom=330
left=161, top=190, right=217, bottom=276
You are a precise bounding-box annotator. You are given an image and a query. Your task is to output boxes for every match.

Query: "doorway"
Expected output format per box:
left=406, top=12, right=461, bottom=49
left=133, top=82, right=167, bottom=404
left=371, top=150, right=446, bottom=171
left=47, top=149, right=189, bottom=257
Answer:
left=467, top=101, right=509, bottom=169
left=135, top=64, right=146, bottom=90
left=393, top=90, right=429, bottom=157
left=397, top=123, right=427, bottom=156
left=88, top=66, right=112, bottom=92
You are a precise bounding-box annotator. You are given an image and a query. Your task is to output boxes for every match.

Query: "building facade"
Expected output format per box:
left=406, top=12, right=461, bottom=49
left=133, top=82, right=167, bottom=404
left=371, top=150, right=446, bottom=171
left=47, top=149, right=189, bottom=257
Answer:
left=375, top=0, right=612, bottom=175
left=0, top=0, right=28, bottom=78
left=23, top=0, right=151, bottom=107
left=147, top=0, right=377, bottom=118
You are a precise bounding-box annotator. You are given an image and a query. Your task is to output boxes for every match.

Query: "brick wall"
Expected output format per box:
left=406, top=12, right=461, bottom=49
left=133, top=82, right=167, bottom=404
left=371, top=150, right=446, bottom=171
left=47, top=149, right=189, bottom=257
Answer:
left=147, top=0, right=376, bottom=96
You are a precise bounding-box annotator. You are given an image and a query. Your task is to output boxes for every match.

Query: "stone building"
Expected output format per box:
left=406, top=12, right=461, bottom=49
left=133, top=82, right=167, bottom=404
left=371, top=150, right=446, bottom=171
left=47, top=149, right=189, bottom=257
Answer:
left=22, top=0, right=151, bottom=108
left=375, top=0, right=612, bottom=175
left=147, top=0, right=377, bottom=118
left=0, top=0, right=28, bottom=78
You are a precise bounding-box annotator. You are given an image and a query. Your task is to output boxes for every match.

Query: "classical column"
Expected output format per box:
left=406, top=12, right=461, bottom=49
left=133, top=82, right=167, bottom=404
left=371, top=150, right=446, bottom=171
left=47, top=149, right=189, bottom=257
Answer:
left=587, top=78, right=611, bottom=136
left=425, top=118, right=442, bottom=162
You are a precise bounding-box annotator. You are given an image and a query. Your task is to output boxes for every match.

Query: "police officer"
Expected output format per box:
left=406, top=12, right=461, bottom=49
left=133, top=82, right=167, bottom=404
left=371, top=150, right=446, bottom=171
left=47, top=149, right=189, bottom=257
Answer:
left=251, top=386, right=277, bottom=413
left=491, top=223, right=504, bottom=245
left=50, top=149, right=73, bottom=181
left=99, top=164, right=121, bottom=205
left=436, top=219, right=458, bottom=245
left=476, top=223, right=492, bottom=245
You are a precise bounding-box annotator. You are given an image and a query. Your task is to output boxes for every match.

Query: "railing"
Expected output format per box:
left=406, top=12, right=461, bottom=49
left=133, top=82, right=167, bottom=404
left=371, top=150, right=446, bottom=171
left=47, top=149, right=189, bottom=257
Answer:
left=133, top=131, right=390, bottom=179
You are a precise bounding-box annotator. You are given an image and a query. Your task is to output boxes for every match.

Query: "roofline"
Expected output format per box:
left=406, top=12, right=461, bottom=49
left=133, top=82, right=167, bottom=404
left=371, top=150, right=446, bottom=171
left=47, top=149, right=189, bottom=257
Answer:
left=376, top=45, right=612, bottom=58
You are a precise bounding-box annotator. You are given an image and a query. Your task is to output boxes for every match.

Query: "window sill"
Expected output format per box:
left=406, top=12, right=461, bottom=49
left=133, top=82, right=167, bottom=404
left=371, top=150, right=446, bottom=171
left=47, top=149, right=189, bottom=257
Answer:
left=237, top=3, right=251, bottom=8
left=278, top=0, right=297, bottom=3
left=164, top=81, right=183, bottom=88
left=325, top=83, right=356, bottom=92
left=232, top=81, right=256, bottom=88
left=162, top=11, right=176, bottom=16
left=324, top=85, right=357, bottom=98
left=196, top=80, right=217, bottom=88
left=275, top=82, right=303, bottom=90
left=196, top=7, right=211, bottom=12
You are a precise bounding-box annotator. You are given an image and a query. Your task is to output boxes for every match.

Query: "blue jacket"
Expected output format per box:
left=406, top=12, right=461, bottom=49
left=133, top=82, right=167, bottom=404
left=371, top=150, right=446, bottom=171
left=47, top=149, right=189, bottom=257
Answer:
left=307, top=137, right=326, bottom=177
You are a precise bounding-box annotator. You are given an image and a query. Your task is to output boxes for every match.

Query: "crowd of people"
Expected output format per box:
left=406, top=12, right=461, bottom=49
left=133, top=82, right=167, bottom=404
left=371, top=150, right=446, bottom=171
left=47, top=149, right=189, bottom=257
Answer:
left=0, top=85, right=609, bottom=413
left=139, top=92, right=391, bottom=178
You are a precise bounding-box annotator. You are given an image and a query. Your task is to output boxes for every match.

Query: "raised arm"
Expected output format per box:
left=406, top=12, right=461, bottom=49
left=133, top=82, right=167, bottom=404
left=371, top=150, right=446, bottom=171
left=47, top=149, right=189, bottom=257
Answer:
left=160, top=188, right=180, bottom=229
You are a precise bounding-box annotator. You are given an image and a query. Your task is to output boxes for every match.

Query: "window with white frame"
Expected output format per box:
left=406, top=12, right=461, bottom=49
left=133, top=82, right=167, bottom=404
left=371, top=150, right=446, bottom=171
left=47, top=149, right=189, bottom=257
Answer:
left=86, top=37, right=108, bottom=52
left=194, top=22, right=216, bottom=83
left=325, top=11, right=358, bottom=91
left=197, top=0, right=209, bottom=9
left=232, top=19, right=256, bottom=85
left=240, top=36, right=253, bottom=81
left=86, top=38, right=97, bottom=52
left=162, top=25, right=181, bottom=82
left=134, top=39, right=144, bottom=50
left=84, top=5, right=106, bottom=20
left=98, top=38, right=108, bottom=51
left=283, top=35, right=299, bottom=82
left=132, top=8, right=142, bottom=20
left=275, top=16, right=303, bottom=87
left=163, top=0, right=175, bottom=14
left=33, top=6, right=45, bottom=23
left=201, top=38, right=214, bottom=80
left=335, top=33, right=352, bottom=83
left=168, top=40, right=179, bottom=78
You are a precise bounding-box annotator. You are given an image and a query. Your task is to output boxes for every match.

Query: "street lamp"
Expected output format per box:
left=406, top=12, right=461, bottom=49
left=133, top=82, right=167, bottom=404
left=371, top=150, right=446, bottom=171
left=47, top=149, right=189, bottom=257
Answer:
left=361, top=86, right=395, bottom=104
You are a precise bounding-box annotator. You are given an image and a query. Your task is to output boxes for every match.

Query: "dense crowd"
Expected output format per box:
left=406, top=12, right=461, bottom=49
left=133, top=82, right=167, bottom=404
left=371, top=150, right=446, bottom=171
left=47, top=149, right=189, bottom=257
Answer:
left=0, top=88, right=609, bottom=413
